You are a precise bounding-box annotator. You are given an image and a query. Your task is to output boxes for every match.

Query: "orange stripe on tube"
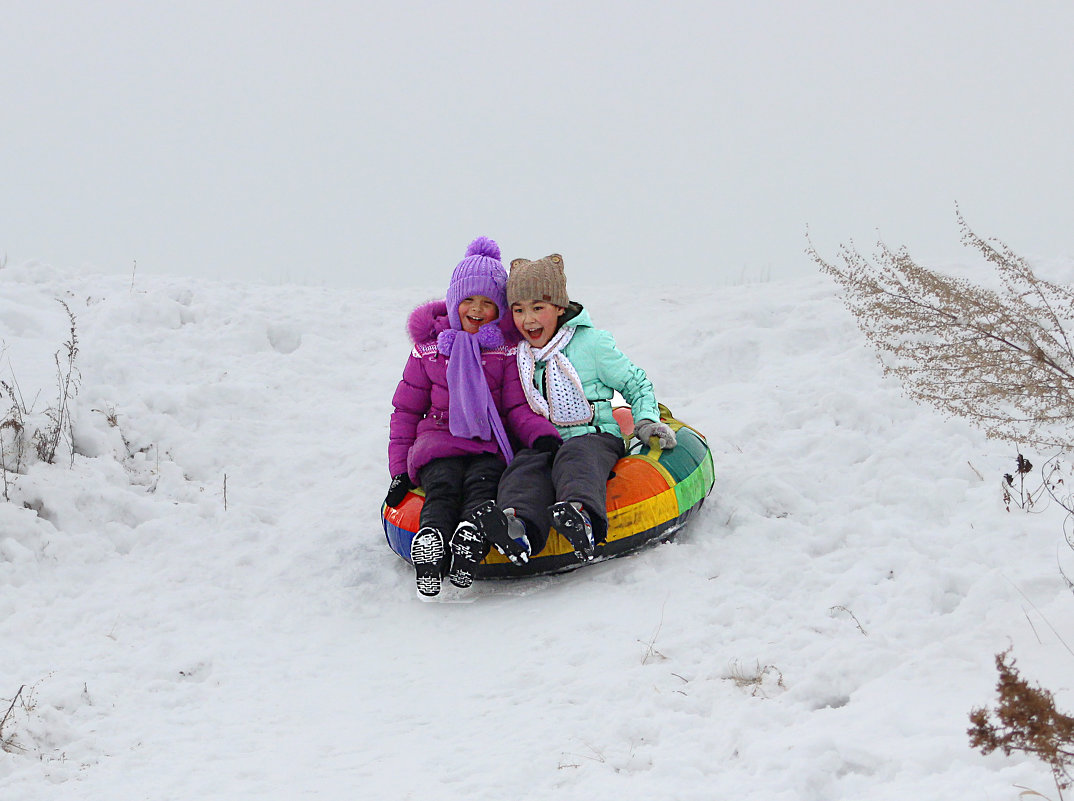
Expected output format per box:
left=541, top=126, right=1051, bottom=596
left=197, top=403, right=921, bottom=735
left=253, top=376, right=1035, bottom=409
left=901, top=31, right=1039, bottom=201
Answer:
left=384, top=491, right=423, bottom=535
left=606, top=457, right=672, bottom=512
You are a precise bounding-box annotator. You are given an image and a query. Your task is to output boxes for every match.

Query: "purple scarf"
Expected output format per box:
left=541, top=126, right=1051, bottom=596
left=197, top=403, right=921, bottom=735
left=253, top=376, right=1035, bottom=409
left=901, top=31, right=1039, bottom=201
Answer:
left=437, top=324, right=514, bottom=463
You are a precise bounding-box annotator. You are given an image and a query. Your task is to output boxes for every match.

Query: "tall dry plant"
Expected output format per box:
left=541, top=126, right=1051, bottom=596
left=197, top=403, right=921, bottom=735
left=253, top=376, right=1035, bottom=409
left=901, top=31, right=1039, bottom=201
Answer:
left=1, top=390, right=23, bottom=501
left=1, top=372, right=29, bottom=501
left=34, top=300, right=80, bottom=465
left=969, top=648, right=1074, bottom=799
left=808, top=212, right=1074, bottom=450
left=0, top=301, right=81, bottom=496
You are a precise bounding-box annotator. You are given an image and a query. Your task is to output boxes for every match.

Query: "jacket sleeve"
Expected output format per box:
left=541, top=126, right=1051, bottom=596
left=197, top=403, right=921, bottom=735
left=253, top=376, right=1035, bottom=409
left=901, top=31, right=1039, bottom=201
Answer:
left=593, top=329, right=661, bottom=424
left=388, top=352, right=431, bottom=476
left=500, top=353, right=560, bottom=447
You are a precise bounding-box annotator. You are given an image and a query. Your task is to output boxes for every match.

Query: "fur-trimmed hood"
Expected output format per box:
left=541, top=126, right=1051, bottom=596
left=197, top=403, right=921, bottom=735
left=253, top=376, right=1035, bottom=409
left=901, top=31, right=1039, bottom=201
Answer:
left=406, top=300, right=452, bottom=345
left=406, top=299, right=521, bottom=348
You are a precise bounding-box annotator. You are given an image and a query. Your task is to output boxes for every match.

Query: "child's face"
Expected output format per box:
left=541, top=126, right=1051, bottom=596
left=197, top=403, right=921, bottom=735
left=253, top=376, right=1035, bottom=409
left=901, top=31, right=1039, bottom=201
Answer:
left=511, top=299, right=565, bottom=348
left=457, top=295, right=499, bottom=334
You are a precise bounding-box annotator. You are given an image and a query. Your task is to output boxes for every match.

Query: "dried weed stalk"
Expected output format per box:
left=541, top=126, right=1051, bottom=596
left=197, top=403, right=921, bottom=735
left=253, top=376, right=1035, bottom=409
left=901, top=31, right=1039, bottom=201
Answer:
left=1, top=301, right=82, bottom=496
left=1004, top=453, right=1055, bottom=512
left=34, top=300, right=80, bottom=465
left=1031, top=453, right=1074, bottom=595
left=809, top=211, right=1074, bottom=450
left=0, top=684, right=26, bottom=753
left=1, top=382, right=25, bottom=501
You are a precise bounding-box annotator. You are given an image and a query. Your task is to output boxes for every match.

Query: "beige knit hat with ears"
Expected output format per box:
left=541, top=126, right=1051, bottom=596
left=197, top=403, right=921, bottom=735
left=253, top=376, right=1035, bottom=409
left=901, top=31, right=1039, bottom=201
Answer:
left=507, top=253, right=569, bottom=307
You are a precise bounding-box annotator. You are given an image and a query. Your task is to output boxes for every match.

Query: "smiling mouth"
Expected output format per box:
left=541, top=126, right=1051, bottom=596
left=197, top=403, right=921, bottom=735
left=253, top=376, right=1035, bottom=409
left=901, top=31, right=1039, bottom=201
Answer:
left=524, top=326, right=544, bottom=339
left=467, top=315, right=487, bottom=325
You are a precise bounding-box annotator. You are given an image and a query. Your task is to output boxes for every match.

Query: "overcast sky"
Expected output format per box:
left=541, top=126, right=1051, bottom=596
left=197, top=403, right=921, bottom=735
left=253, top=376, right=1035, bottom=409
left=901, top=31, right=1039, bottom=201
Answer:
left=3, top=1, right=1072, bottom=290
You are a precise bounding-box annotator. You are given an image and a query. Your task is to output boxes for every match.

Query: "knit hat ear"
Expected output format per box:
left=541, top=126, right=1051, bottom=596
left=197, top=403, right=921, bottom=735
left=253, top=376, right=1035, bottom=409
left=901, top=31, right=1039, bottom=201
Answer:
left=507, top=253, right=569, bottom=307
left=445, top=236, right=508, bottom=330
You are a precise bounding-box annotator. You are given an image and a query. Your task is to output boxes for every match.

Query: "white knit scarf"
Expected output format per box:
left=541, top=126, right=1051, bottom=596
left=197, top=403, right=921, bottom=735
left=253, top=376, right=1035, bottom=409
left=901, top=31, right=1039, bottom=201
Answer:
left=517, top=325, right=594, bottom=426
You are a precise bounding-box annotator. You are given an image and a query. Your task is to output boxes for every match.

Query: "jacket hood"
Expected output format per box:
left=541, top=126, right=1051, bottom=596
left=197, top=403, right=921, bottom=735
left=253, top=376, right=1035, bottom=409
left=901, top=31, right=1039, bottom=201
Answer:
left=560, top=301, right=590, bottom=331
left=406, top=300, right=451, bottom=345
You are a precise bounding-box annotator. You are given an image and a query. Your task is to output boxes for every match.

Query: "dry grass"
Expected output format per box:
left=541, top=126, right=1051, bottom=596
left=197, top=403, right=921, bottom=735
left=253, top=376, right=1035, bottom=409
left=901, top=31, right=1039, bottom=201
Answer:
left=725, top=659, right=785, bottom=698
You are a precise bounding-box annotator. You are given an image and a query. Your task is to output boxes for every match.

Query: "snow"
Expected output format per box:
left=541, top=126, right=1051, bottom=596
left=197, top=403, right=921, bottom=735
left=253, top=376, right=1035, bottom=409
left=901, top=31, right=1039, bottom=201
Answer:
left=2, top=259, right=1072, bottom=800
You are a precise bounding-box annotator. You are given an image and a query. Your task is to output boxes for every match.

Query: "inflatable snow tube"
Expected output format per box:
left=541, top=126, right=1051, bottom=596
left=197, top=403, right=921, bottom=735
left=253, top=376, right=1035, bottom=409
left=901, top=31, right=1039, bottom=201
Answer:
left=382, top=404, right=715, bottom=578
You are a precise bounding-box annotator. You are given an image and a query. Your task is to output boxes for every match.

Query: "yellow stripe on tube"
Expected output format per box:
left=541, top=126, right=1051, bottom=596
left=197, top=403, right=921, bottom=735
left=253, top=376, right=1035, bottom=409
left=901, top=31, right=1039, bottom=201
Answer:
left=606, top=486, right=680, bottom=542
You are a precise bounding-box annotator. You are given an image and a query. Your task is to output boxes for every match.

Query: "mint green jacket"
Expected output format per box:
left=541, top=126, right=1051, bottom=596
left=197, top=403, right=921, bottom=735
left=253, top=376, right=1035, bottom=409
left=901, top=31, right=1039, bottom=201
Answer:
left=529, top=303, right=660, bottom=441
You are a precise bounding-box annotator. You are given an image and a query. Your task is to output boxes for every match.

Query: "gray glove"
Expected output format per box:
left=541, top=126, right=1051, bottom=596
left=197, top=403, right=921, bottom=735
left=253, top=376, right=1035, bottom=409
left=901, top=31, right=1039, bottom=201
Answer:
left=634, top=419, right=677, bottom=449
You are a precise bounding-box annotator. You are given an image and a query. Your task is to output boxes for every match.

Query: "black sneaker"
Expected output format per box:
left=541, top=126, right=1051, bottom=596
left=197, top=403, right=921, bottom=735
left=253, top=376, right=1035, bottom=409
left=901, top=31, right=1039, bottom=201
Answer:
left=549, top=501, right=595, bottom=561
left=470, top=500, right=530, bottom=565
left=448, top=521, right=490, bottom=589
left=411, top=527, right=445, bottom=597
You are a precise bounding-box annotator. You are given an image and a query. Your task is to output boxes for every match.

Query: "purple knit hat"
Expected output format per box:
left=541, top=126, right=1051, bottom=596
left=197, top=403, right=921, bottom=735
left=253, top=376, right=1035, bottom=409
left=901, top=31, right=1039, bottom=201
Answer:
left=445, top=236, right=508, bottom=330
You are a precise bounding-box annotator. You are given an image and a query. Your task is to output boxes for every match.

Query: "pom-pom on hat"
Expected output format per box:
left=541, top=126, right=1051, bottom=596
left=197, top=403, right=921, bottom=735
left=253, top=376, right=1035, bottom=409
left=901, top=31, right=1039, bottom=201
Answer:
left=507, top=253, right=569, bottom=307
left=445, top=236, right=508, bottom=331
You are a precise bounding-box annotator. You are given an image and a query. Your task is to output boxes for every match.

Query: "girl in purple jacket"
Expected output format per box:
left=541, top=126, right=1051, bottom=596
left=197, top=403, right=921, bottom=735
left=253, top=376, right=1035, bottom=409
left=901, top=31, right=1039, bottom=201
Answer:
left=385, top=237, right=560, bottom=598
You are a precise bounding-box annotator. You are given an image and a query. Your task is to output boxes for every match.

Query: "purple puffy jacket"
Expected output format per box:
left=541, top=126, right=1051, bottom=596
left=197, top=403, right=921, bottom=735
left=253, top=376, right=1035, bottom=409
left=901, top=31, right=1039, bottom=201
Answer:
left=388, top=300, right=560, bottom=485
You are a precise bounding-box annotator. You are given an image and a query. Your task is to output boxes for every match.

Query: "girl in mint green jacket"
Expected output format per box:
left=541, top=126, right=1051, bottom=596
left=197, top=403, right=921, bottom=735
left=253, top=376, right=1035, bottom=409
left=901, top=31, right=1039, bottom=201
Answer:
left=450, top=252, right=678, bottom=580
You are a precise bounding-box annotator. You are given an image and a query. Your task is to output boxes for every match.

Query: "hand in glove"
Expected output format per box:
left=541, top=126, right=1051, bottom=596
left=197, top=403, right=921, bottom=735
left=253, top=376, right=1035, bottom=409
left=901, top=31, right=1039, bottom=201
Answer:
left=532, top=435, right=562, bottom=457
left=634, top=419, right=677, bottom=449
left=385, top=473, right=415, bottom=507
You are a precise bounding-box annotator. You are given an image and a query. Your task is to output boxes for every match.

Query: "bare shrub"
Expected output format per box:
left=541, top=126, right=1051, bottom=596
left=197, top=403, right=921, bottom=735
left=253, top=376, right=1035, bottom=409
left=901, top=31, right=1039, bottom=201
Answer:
left=969, top=648, right=1074, bottom=799
left=809, top=211, right=1074, bottom=450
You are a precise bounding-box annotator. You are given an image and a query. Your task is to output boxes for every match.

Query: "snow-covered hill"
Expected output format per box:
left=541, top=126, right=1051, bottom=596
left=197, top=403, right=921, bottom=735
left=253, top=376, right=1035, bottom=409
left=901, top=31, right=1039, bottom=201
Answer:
left=1, top=260, right=1071, bottom=800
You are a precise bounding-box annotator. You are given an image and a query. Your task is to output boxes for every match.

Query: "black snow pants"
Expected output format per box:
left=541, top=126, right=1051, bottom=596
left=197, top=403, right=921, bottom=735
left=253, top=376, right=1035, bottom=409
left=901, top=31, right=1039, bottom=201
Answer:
left=497, top=431, right=625, bottom=553
left=418, top=453, right=506, bottom=546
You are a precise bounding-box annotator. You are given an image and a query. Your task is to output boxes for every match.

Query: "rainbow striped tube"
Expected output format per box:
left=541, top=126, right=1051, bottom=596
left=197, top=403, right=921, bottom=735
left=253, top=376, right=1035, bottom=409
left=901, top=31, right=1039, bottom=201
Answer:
left=382, top=405, right=715, bottom=578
